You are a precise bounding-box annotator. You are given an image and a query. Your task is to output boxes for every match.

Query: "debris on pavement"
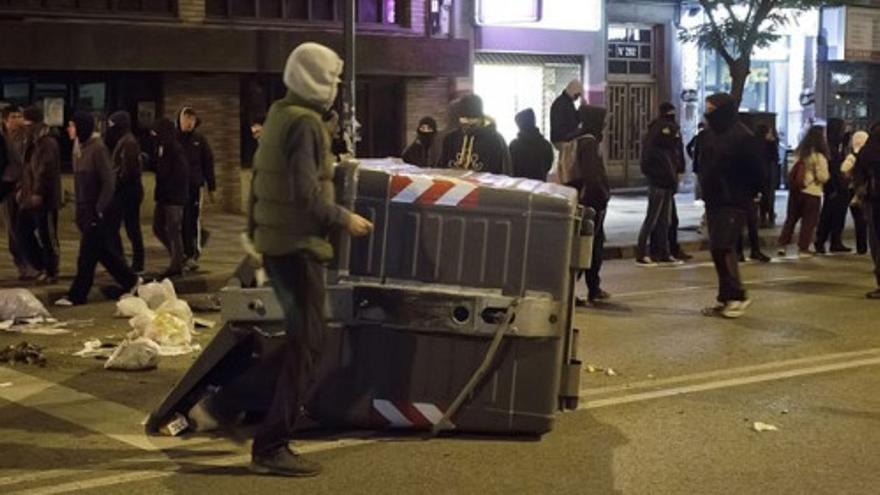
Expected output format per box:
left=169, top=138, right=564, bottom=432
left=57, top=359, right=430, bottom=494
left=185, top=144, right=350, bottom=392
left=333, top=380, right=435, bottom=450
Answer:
left=752, top=422, right=779, bottom=432
left=73, top=339, right=117, bottom=359
left=115, top=279, right=199, bottom=356
left=0, top=342, right=47, bottom=366
left=193, top=317, right=216, bottom=329
left=0, top=382, right=12, bottom=388
left=104, top=337, right=161, bottom=371
left=0, top=289, right=51, bottom=320
left=2, top=316, right=72, bottom=335
left=605, top=368, right=618, bottom=376
left=160, top=412, right=190, bottom=436
left=781, top=409, right=790, bottom=415
left=585, top=364, right=619, bottom=376
left=184, top=294, right=222, bottom=313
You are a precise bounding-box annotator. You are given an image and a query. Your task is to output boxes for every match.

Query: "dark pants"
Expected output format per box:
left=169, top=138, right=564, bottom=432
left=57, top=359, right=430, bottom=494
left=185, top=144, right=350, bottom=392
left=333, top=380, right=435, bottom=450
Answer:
left=851, top=203, right=869, bottom=254
left=667, top=199, right=682, bottom=255
left=68, top=222, right=138, bottom=304
left=638, top=186, right=673, bottom=259
left=815, top=189, right=850, bottom=249
left=153, top=203, right=185, bottom=275
left=760, top=180, right=776, bottom=225
left=778, top=192, right=822, bottom=251
left=252, top=253, right=326, bottom=455
left=4, top=195, right=32, bottom=276
left=737, top=200, right=762, bottom=256
left=866, top=203, right=880, bottom=287
left=583, top=208, right=606, bottom=297
left=708, top=208, right=747, bottom=302
left=115, top=182, right=145, bottom=272
left=17, top=207, right=59, bottom=278
left=183, top=186, right=203, bottom=261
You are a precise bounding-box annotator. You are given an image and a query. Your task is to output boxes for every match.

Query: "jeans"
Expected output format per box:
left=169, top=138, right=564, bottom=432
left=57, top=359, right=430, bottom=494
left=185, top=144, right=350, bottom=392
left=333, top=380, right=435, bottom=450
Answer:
left=17, top=207, right=59, bottom=278
left=183, top=186, right=204, bottom=261
left=4, top=194, right=31, bottom=276
left=707, top=208, right=747, bottom=302
left=815, top=189, right=850, bottom=249
left=583, top=208, right=606, bottom=297
left=638, top=186, right=673, bottom=259
left=737, top=200, right=762, bottom=256
left=851, top=203, right=869, bottom=254
left=115, top=182, right=145, bottom=272
left=778, top=192, right=822, bottom=252
left=68, top=222, right=138, bottom=305
left=153, top=203, right=185, bottom=275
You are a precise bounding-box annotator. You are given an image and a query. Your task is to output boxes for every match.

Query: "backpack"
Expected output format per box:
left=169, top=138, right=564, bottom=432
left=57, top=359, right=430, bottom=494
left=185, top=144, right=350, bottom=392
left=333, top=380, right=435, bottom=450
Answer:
left=788, top=158, right=807, bottom=191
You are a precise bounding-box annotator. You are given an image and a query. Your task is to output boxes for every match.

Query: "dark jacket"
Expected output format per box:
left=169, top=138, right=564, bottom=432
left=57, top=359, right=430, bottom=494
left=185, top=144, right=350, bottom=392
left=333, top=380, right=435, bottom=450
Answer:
left=641, top=118, right=682, bottom=190
left=402, top=116, right=437, bottom=167
left=569, top=105, right=610, bottom=211
left=73, top=136, right=116, bottom=230
left=176, top=109, right=216, bottom=192
left=20, top=123, right=62, bottom=211
left=687, top=131, right=702, bottom=174
left=698, top=95, right=764, bottom=210
left=550, top=92, right=580, bottom=144
left=854, top=129, right=880, bottom=204
left=154, top=138, right=189, bottom=206
left=107, top=111, right=142, bottom=187
left=825, top=119, right=847, bottom=196
left=509, top=109, right=554, bottom=181
left=438, top=118, right=512, bottom=175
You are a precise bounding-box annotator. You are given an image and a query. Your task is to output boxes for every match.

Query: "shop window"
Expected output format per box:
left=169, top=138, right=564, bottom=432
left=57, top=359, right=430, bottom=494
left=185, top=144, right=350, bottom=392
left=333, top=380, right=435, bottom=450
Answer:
left=77, top=82, right=106, bottom=112
left=1, top=0, right=174, bottom=14
left=608, top=25, right=654, bottom=76
left=1, top=81, right=30, bottom=106
left=207, top=0, right=407, bottom=26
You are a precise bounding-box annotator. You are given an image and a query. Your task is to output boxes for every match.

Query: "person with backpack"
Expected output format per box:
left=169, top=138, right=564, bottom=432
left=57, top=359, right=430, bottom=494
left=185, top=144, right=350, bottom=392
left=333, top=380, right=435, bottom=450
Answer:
left=777, top=126, right=830, bottom=258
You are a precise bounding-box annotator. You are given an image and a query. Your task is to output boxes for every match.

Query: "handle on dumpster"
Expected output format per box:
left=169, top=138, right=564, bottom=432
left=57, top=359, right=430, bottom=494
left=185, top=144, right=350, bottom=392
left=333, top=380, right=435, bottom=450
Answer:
left=430, top=298, right=520, bottom=435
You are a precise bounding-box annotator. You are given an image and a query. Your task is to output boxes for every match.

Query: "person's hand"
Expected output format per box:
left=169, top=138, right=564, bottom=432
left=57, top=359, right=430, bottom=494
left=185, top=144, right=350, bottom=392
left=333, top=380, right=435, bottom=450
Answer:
left=347, top=214, right=374, bottom=237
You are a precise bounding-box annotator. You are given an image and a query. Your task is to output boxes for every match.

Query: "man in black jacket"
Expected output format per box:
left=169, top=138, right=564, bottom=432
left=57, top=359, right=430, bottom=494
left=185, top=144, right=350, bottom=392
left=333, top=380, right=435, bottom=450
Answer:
left=698, top=93, right=764, bottom=318
left=438, top=94, right=512, bottom=175
left=402, top=116, right=437, bottom=167
left=853, top=123, right=880, bottom=299
left=550, top=80, right=584, bottom=149
left=510, top=108, right=554, bottom=181
left=106, top=111, right=145, bottom=272
left=177, top=107, right=215, bottom=271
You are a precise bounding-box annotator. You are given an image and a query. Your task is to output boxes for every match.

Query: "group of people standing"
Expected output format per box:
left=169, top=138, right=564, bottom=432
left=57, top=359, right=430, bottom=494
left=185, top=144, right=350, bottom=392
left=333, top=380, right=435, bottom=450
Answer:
left=0, top=103, right=216, bottom=305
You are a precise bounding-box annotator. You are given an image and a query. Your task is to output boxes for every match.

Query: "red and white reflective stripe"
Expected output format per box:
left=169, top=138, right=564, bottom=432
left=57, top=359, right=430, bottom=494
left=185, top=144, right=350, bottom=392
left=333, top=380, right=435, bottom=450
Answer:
left=372, top=399, right=448, bottom=429
left=389, top=175, right=479, bottom=207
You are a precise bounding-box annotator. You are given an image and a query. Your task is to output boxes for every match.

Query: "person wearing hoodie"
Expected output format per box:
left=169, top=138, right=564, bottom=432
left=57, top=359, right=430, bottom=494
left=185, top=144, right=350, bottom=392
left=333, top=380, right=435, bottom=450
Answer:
left=815, top=118, right=852, bottom=254
left=438, top=94, right=512, bottom=175
left=777, top=126, right=830, bottom=257
left=2, top=105, right=38, bottom=281
left=105, top=111, right=145, bottom=272
left=17, top=106, right=62, bottom=283
left=852, top=123, right=880, bottom=299
left=842, top=130, right=870, bottom=254
left=698, top=93, right=764, bottom=319
left=567, top=105, right=611, bottom=304
left=152, top=117, right=189, bottom=278
left=401, top=116, right=437, bottom=167
left=55, top=111, right=139, bottom=306
left=190, top=43, right=374, bottom=477
left=650, top=103, right=692, bottom=261
left=550, top=79, right=584, bottom=148
left=176, top=107, right=216, bottom=270
left=509, top=108, right=554, bottom=181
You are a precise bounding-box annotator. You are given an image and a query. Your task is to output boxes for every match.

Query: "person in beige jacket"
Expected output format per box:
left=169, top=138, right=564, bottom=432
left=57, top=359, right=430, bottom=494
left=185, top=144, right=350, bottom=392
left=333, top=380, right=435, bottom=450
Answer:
left=777, top=126, right=831, bottom=256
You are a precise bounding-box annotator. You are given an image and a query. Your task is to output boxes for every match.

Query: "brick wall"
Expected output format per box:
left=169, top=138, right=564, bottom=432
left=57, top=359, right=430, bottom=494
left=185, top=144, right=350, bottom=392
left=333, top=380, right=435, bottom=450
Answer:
left=178, top=0, right=205, bottom=23
left=164, top=73, right=242, bottom=214
left=404, top=77, right=451, bottom=145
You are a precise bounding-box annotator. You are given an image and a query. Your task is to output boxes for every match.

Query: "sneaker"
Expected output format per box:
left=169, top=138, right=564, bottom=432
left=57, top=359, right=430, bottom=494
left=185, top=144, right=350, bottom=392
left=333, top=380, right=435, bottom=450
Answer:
left=250, top=446, right=322, bottom=477
left=798, top=251, right=814, bottom=259
left=776, top=247, right=788, bottom=257
left=672, top=251, right=693, bottom=261
left=721, top=299, right=752, bottom=319
left=184, top=258, right=200, bottom=273
left=635, top=257, right=657, bottom=267
left=656, top=257, right=685, bottom=266
left=575, top=296, right=588, bottom=308
left=701, top=303, right=725, bottom=317
left=829, top=244, right=852, bottom=254
left=588, top=290, right=611, bottom=302
left=750, top=251, right=772, bottom=263
left=867, top=289, right=880, bottom=300
left=54, top=297, right=74, bottom=307
left=814, top=244, right=827, bottom=255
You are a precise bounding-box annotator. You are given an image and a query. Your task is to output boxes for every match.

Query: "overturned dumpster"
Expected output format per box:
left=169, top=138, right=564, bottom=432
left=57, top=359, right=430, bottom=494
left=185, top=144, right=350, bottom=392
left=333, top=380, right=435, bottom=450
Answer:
left=146, top=159, right=592, bottom=436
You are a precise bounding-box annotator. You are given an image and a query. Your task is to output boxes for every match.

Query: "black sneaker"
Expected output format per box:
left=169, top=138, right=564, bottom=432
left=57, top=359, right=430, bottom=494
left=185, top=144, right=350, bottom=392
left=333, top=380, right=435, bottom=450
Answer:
left=814, top=244, right=827, bottom=255
left=635, top=257, right=657, bottom=267
left=829, top=244, right=852, bottom=254
left=575, top=296, right=588, bottom=307
left=589, top=290, right=611, bottom=302
left=250, top=446, right=322, bottom=477
left=656, top=256, right=685, bottom=266
left=750, top=251, right=772, bottom=263
left=672, top=251, right=693, bottom=261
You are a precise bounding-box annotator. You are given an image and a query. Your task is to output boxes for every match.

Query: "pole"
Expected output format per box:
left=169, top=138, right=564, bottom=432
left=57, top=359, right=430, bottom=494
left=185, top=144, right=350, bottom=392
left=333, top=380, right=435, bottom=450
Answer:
left=343, top=0, right=356, bottom=157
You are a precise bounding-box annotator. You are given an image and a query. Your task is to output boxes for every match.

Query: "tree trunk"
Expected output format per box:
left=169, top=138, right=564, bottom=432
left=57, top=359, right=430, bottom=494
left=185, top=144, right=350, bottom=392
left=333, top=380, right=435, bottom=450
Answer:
left=728, top=58, right=751, bottom=105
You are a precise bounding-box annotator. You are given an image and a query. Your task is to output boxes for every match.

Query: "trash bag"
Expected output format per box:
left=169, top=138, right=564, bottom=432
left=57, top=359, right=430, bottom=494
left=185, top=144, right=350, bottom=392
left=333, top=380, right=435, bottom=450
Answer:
left=116, top=296, right=152, bottom=318
left=137, top=279, right=177, bottom=311
left=0, top=289, right=51, bottom=321
left=104, top=337, right=160, bottom=371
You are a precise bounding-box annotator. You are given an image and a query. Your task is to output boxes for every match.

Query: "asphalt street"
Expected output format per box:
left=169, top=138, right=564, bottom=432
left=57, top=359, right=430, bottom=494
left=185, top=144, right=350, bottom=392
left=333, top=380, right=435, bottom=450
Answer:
left=1, top=249, right=879, bottom=494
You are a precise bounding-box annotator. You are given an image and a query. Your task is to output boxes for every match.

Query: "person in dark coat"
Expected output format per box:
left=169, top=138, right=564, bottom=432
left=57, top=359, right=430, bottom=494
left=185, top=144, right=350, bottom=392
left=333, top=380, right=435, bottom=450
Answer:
left=698, top=93, right=764, bottom=318
left=2, top=105, right=37, bottom=280
left=153, top=118, right=189, bottom=278
left=401, top=116, right=437, bottom=167
left=105, top=111, right=145, bottom=272
left=815, top=117, right=852, bottom=253
left=438, top=94, right=512, bottom=175
left=649, top=103, right=691, bottom=261
left=509, top=108, right=554, bottom=181
left=176, top=107, right=216, bottom=270
left=55, top=111, right=139, bottom=306
left=852, top=122, right=880, bottom=299
left=550, top=79, right=584, bottom=148
left=755, top=124, right=780, bottom=227
left=568, top=105, right=611, bottom=305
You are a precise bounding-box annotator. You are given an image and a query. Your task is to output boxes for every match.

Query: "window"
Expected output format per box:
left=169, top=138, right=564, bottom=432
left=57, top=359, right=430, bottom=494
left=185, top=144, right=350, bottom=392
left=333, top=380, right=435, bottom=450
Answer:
left=608, top=26, right=654, bottom=76
left=0, top=0, right=175, bottom=15
left=207, top=0, right=407, bottom=25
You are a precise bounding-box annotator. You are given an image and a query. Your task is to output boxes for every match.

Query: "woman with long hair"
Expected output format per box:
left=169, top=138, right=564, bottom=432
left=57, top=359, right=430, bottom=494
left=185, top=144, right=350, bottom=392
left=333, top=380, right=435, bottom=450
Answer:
left=777, top=125, right=831, bottom=257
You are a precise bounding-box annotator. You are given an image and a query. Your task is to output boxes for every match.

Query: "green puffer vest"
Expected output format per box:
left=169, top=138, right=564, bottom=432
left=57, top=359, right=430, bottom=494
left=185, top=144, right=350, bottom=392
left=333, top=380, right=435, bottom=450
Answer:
left=249, top=92, right=338, bottom=260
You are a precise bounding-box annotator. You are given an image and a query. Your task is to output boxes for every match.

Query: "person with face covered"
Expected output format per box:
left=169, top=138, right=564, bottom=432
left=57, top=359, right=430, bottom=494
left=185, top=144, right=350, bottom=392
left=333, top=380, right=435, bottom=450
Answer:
left=105, top=111, right=145, bottom=272
left=509, top=108, right=554, bottom=181
left=55, top=111, right=139, bottom=306
left=649, top=103, right=692, bottom=262
left=550, top=79, right=585, bottom=148
left=438, top=94, right=512, bottom=175
left=402, top=116, right=437, bottom=167
left=698, top=93, right=764, bottom=318
left=152, top=118, right=189, bottom=278
left=815, top=118, right=851, bottom=254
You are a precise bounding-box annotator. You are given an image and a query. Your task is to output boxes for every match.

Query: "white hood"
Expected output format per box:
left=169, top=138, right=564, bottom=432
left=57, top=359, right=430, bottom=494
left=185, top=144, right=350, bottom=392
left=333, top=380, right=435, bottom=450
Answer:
left=283, top=43, right=344, bottom=111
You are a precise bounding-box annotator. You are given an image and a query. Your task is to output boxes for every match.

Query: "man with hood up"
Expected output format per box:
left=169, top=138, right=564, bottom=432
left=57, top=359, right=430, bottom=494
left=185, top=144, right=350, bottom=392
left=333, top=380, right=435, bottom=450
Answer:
left=509, top=108, right=554, bottom=181
left=176, top=106, right=216, bottom=271
left=401, top=116, right=437, bottom=167
left=568, top=105, right=611, bottom=304
left=438, top=94, right=512, bottom=175
left=698, top=93, right=764, bottom=318
left=550, top=79, right=584, bottom=148
left=55, top=111, right=139, bottom=306
left=189, top=42, right=374, bottom=477
left=853, top=123, right=880, bottom=299
left=105, top=111, right=145, bottom=273
left=815, top=117, right=851, bottom=254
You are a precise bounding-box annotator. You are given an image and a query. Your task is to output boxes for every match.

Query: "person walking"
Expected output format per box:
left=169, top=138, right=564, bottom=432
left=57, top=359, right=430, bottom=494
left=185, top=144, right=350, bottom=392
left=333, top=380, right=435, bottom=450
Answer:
left=401, top=116, right=437, bottom=167
left=509, top=108, right=554, bottom=181
left=152, top=118, right=189, bottom=278
left=698, top=93, right=764, bottom=319
left=105, top=111, right=145, bottom=272
left=177, top=107, right=216, bottom=271
left=842, top=130, right=870, bottom=254
left=777, top=126, right=830, bottom=258
left=437, top=94, right=512, bottom=175
left=2, top=105, right=38, bottom=280
left=55, top=111, right=139, bottom=306
left=852, top=124, right=880, bottom=299
left=17, top=106, right=62, bottom=283
left=815, top=118, right=851, bottom=254
left=567, top=104, right=611, bottom=305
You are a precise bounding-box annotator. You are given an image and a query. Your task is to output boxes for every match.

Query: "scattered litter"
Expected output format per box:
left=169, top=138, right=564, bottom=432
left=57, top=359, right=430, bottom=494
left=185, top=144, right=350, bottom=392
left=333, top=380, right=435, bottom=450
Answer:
left=781, top=409, right=790, bottom=415
left=160, top=413, right=190, bottom=436
left=584, top=364, right=619, bottom=376
left=137, top=279, right=178, bottom=311
left=193, top=317, right=216, bottom=329
left=115, top=279, right=199, bottom=356
left=185, top=294, right=222, bottom=313
left=104, top=337, right=160, bottom=371
left=0, top=342, right=47, bottom=366
left=2, top=316, right=71, bottom=335
left=604, top=368, right=618, bottom=377
left=0, top=320, right=13, bottom=331
left=586, top=364, right=601, bottom=373
left=647, top=374, right=655, bottom=379
left=73, top=339, right=117, bottom=359
left=0, top=289, right=51, bottom=320
left=752, top=422, right=779, bottom=432
left=0, top=382, right=12, bottom=388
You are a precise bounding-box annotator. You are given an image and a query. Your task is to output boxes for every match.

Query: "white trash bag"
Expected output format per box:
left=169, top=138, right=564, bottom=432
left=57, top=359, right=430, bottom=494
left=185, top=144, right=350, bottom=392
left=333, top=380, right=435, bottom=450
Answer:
left=137, top=279, right=177, bottom=310
left=0, top=289, right=51, bottom=320
left=104, top=337, right=160, bottom=371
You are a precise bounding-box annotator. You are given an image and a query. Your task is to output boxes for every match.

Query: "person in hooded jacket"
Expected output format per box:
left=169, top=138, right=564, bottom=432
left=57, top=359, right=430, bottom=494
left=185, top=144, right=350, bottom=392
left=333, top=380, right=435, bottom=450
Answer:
left=852, top=122, right=880, bottom=299
left=841, top=130, right=870, bottom=254
left=2, top=105, right=38, bottom=280
left=152, top=118, right=189, bottom=278
left=176, top=107, right=216, bottom=270
left=650, top=103, right=692, bottom=261
left=438, top=94, right=512, bottom=175
left=550, top=79, right=584, bottom=148
left=509, top=108, right=554, bottom=181
left=401, top=117, right=437, bottom=167
left=189, top=43, right=374, bottom=477
left=567, top=105, right=611, bottom=304
left=55, top=111, right=139, bottom=306
left=105, top=111, right=145, bottom=272
left=814, top=118, right=852, bottom=254
left=698, top=93, right=764, bottom=319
